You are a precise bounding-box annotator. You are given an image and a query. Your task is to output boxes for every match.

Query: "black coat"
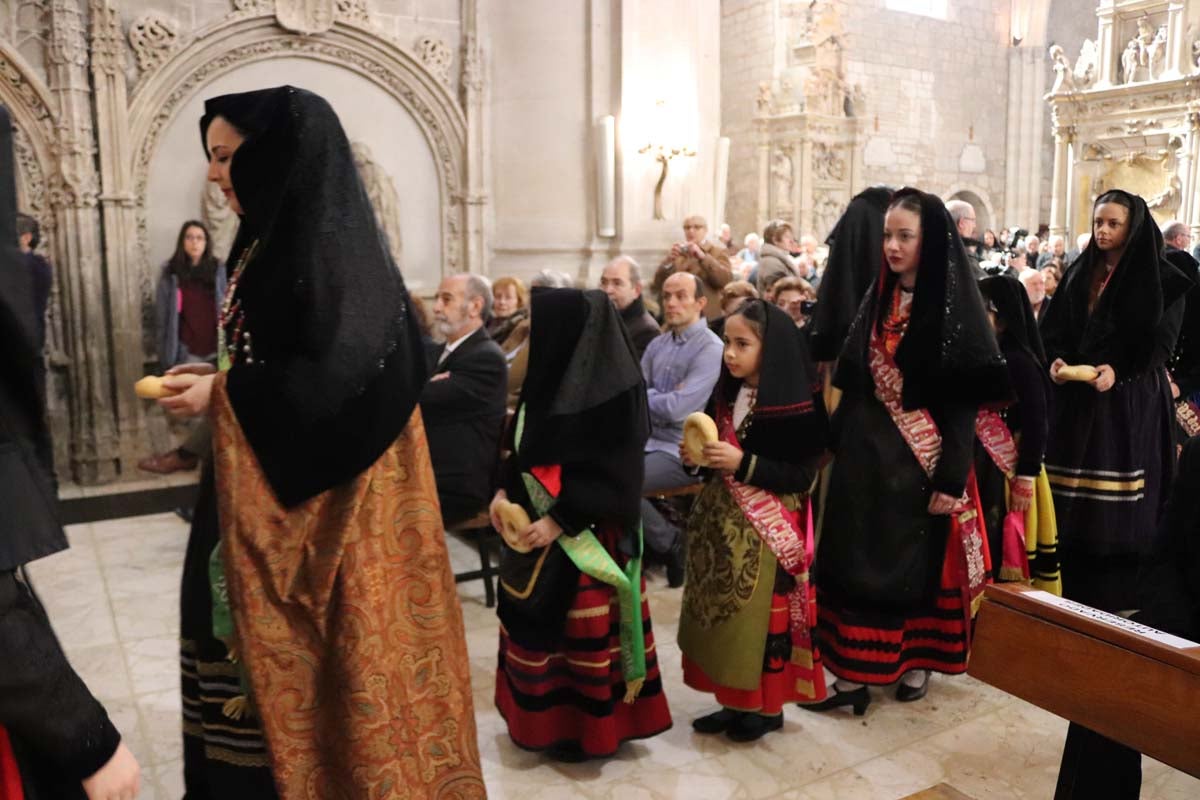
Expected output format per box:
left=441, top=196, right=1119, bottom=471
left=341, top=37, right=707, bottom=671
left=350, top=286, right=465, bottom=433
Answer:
left=421, top=327, right=508, bottom=524
left=619, top=296, right=661, bottom=358
left=1165, top=245, right=1200, bottom=397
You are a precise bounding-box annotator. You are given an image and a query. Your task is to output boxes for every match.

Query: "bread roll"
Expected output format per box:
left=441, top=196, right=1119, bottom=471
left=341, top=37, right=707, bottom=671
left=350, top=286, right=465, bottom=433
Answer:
left=683, top=412, right=719, bottom=466
left=134, top=375, right=181, bottom=399
left=1057, top=364, right=1099, bottom=383
left=496, top=499, right=533, bottom=553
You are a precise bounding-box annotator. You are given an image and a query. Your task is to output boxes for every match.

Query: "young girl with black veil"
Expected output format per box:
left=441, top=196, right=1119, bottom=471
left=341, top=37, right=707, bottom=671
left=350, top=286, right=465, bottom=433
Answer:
left=678, top=299, right=829, bottom=742
left=1040, top=189, right=1191, bottom=613
left=810, top=188, right=1011, bottom=713
left=976, top=275, right=1060, bottom=591
left=490, top=288, right=672, bottom=762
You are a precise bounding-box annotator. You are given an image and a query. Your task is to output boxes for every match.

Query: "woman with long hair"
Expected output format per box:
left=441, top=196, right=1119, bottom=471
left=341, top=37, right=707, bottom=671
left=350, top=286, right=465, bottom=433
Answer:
left=810, top=188, right=1011, bottom=713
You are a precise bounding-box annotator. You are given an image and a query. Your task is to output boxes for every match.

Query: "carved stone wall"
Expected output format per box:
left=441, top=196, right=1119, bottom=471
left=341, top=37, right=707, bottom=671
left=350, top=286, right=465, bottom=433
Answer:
left=0, top=0, right=475, bottom=483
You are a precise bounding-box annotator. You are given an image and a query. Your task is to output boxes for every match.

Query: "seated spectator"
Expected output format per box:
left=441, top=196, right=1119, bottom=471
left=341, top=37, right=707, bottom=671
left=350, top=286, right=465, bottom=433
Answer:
left=138, top=220, right=225, bottom=475
left=718, top=222, right=738, bottom=257
left=797, top=234, right=822, bottom=281
left=1023, top=234, right=1041, bottom=262
left=640, top=272, right=723, bottom=586
left=409, top=293, right=435, bottom=346
left=600, top=255, right=660, bottom=357
left=982, top=229, right=998, bottom=251
left=1007, top=248, right=1029, bottom=275
left=487, top=276, right=530, bottom=353
left=1037, top=234, right=1066, bottom=268
left=1041, top=263, right=1061, bottom=297
left=421, top=273, right=508, bottom=526
left=754, top=219, right=800, bottom=296
left=505, top=269, right=578, bottom=411
left=736, top=233, right=761, bottom=267
left=1019, top=267, right=1049, bottom=321
left=15, top=213, right=51, bottom=354
left=946, top=199, right=984, bottom=277
left=710, top=280, right=759, bottom=338
left=652, top=214, right=732, bottom=321
left=771, top=275, right=816, bottom=328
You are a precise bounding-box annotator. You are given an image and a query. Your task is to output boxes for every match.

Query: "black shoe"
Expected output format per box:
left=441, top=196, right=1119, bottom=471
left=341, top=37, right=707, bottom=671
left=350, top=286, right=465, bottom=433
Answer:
left=173, top=506, right=194, bottom=524
left=726, top=712, right=783, bottom=743
left=544, top=741, right=587, bottom=763
left=895, top=672, right=929, bottom=702
left=692, top=708, right=740, bottom=734
left=666, top=538, right=686, bottom=588
left=800, top=685, right=870, bottom=716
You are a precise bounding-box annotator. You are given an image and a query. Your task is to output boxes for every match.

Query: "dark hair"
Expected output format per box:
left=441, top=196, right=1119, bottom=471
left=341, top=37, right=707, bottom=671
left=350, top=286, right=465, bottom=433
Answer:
left=16, top=213, right=39, bottom=249
left=1094, top=190, right=1134, bottom=214
left=169, top=219, right=219, bottom=284
left=666, top=271, right=703, bottom=300
left=887, top=192, right=923, bottom=217
left=727, top=297, right=768, bottom=339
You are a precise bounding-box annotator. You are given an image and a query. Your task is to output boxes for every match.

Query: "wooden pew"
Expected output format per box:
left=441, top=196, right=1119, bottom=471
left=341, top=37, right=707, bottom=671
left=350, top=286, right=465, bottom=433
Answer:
left=969, top=583, right=1200, bottom=778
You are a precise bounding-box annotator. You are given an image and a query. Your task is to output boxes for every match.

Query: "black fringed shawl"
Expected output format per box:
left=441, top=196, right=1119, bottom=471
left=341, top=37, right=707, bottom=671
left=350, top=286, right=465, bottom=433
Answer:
left=200, top=86, right=427, bottom=507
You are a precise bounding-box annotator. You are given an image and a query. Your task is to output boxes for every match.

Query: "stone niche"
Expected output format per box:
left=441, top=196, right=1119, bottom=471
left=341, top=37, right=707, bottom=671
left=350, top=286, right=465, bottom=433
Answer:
left=1046, top=0, right=1200, bottom=240
left=753, top=1, right=865, bottom=239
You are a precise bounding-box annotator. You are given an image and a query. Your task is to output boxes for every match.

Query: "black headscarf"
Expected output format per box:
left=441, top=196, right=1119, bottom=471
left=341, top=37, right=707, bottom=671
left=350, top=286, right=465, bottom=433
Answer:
left=515, top=288, right=649, bottom=468
left=1041, top=189, right=1191, bottom=378
left=715, top=300, right=828, bottom=459
left=200, top=86, right=426, bottom=507
left=810, top=186, right=892, bottom=362
left=836, top=187, right=1011, bottom=410
left=0, top=104, right=67, bottom=570
left=979, top=274, right=1047, bottom=367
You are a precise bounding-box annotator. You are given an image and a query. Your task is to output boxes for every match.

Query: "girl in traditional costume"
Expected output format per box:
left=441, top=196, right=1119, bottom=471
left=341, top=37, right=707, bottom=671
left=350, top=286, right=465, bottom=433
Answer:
left=811, top=188, right=1011, bottom=713
left=1040, top=189, right=1190, bottom=613
left=678, top=299, right=829, bottom=742
left=490, top=288, right=672, bottom=762
left=976, top=275, right=1061, bottom=592
left=159, top=86, right=485, bottom=799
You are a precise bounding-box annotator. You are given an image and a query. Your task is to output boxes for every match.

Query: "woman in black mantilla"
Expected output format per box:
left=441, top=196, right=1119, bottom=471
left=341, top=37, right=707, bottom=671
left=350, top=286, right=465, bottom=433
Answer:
left=1040, top=189, right=1191, bottom=613
left=161, top=86, right=483, bottom=799
left=810, top=188, right=1011, bottom=714
left=976, top=275, right=1060, bottom=591
left=0, top=105, right=141, bottom=800
left=490, top=288, right=672, bottom=762
left=678, top=299, right=830, bottom=742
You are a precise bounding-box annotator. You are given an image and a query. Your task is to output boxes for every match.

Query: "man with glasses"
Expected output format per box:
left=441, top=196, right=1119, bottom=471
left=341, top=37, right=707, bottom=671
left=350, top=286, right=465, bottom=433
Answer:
left=650, top=214, right=732, bottom=320
left=946, top=199, right=985, bottom=278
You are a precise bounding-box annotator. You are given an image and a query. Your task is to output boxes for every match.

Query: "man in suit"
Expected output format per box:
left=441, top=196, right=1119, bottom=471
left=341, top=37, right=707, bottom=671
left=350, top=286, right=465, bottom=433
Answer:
left=421, top=273, right=508, bottom=527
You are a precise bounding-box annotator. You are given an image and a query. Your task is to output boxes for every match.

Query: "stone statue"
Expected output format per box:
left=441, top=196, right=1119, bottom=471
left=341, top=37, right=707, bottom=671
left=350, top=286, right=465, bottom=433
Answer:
left=1073, top=38, right=1097, bottom=89
left=201, top=181, right=239, bottom=262
left=1049, top=45, right=1077, bottom=94
left=1148, top=173, right=1183, bottom=216
left=1147, top=25, right=1168, bottom=80
left=771, top=150, right=794, bottom=214
left=756, top=81, right=773, bottom=115
left=351, top=141, right=403, bottom=267
left=1122, top=39, right=1140, bottom=84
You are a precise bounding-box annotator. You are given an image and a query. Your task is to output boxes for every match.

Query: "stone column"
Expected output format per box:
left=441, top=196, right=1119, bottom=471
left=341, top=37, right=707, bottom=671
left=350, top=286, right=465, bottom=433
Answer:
left=1065, top=134, right=1078, bottom=241
left=755, top=135, right=770, bottom=234
left=1187, top=113, right=1200, bottom=240
left=1095, top=8, right=1116, bottom=88
left=461, top=0, right=487, bottom=275
left=46, top=0, right=119, bottom=484
left=90, top=0, right=148, bottom=473
left=1165, top=1, right=1188, bottom=79
left=798, top=138, right=813, bottom=235
left=1048, top=123, right=1071, bottom=237
left=1006, top=46, right=1046, bottom=228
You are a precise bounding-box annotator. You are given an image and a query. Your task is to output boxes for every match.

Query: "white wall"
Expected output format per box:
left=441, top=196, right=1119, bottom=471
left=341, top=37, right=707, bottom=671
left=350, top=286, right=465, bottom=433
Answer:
left=144, top=56, right=444, bottom=293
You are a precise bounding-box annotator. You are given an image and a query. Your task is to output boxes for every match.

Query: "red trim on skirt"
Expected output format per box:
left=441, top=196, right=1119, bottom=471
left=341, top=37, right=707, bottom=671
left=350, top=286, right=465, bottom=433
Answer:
left=683, top=591, right=819, bottom=714
left=0, top=727, right=24, bottom=800
left=494, top=576, right=672, bottom=757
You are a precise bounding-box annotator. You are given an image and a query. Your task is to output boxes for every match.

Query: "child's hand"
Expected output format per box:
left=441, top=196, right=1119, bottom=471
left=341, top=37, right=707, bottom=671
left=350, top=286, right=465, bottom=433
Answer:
left=702, top=441, right=743, bottom=473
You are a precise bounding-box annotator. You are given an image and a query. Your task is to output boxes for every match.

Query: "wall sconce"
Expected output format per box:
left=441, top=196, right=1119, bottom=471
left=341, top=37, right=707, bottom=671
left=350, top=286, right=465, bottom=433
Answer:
left=639, top=100, right=696, bottom=220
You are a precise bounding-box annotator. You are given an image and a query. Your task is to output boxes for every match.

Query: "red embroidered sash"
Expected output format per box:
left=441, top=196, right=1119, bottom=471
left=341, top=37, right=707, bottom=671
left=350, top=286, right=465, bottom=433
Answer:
left=715, top=403, right=826, bottom=702
left=867, top=337, right=995, bottom=622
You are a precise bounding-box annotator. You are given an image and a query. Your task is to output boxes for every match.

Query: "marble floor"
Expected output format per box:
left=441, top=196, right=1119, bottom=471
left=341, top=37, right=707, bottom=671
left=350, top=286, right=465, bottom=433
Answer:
left=26, top=512, right=1200, bottom=800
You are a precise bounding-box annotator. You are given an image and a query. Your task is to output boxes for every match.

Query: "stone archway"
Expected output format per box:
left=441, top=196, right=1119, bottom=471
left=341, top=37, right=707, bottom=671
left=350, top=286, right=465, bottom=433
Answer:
left=0, top=41, right=57, bottom=241
left=123, top=13, right=469, bottom=342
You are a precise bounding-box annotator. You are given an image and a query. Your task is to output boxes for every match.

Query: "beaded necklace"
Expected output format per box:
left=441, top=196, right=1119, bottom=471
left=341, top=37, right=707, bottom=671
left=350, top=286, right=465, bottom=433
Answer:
left=881, top=284, right=913, bottom=357
left=217, top=240, right=260, bottom=372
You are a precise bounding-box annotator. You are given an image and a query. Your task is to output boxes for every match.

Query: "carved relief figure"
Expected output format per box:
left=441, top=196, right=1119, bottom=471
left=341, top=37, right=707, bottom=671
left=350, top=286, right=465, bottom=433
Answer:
left=1122, top=39, right=1140, bottom=84
left=1049, top=44, right=1077, bottom=94
left=1147, top=25, right=1167, bottom=80
left=416, top=36, right=453, bottom=84
left=128, top=12, right=180, bottom=74
left=1073, top=38, right=1097, bottom=89
left=275, top=0, right=336, bottom=35
left=352, top=141, right=404, bottom=266
left=812, top=143, right=846, bottom=181
left=756, top=81, right=773, bottom=115
left=771, top=149, right=794, bottom=215
left=201, top=181, right=238, bottom=261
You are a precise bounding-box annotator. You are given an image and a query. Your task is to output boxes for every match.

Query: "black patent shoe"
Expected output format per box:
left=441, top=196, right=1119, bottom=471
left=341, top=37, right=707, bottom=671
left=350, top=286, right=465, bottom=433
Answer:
left=692, top=707, right=741, bottom=734
left=545, top=741, right=588, bottom=762
left=666, top=538, right=686, bottom=588
left=726, top=712, right=783, bottom=742
left=895, top=672, right=929, bottom=702
left=799, top=685, right=870, bottom=716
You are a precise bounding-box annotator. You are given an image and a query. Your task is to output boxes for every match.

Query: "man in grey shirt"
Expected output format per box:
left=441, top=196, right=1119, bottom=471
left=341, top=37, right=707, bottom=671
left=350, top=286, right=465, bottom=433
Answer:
left=639, top=271, right=723, bottom=586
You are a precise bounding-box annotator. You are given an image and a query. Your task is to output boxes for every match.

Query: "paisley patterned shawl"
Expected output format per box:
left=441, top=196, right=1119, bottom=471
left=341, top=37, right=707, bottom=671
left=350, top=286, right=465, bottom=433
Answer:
left=210, top=377, right=486, bottom=800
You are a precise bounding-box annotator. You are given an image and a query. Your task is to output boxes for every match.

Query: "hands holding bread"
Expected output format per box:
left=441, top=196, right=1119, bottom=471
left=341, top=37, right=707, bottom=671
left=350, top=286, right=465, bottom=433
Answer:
left=135, top=362, right=217, bottom=418
left=1050, top=359, right=1115, bottom=392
